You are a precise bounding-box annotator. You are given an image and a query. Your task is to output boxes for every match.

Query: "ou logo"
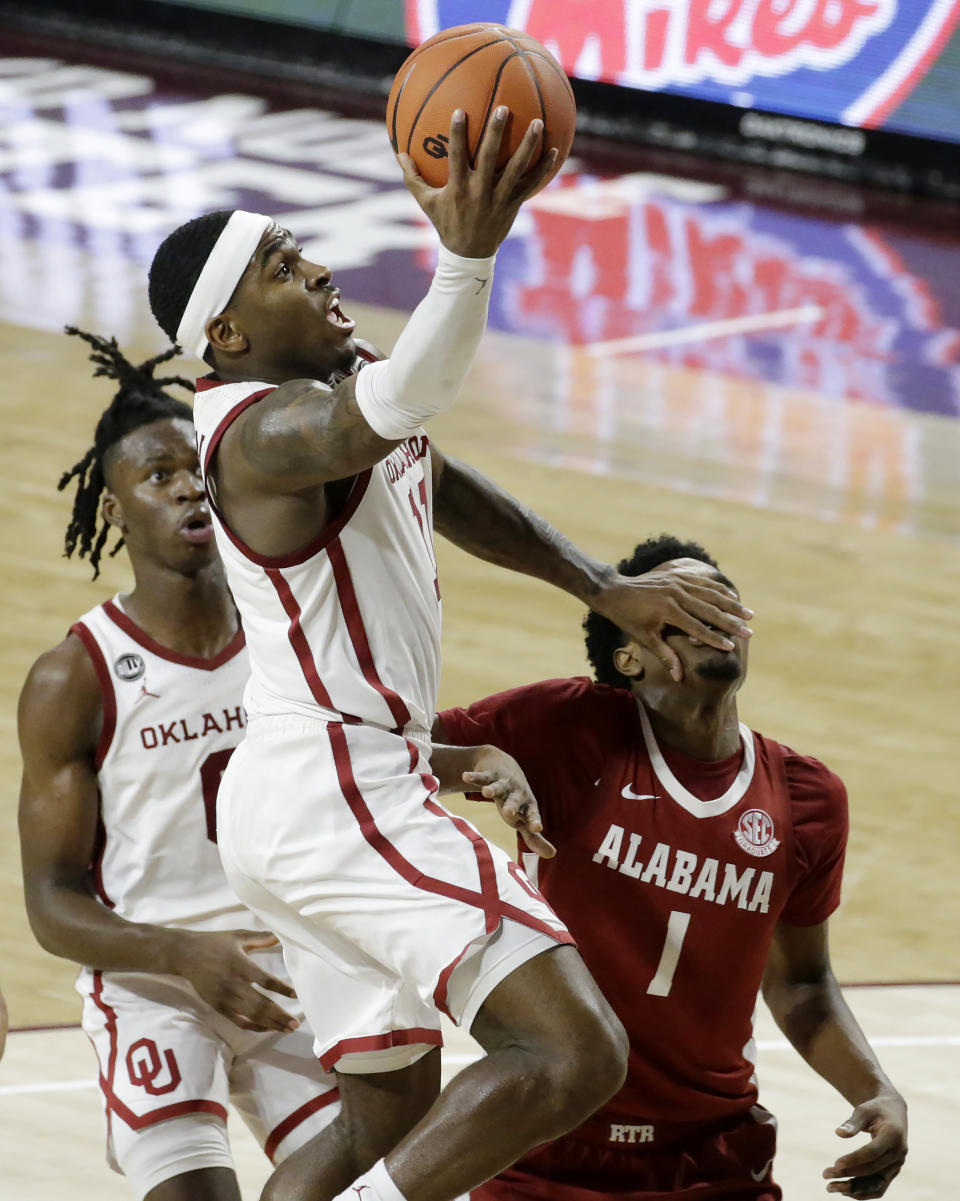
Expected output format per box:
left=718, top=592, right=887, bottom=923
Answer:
left=422, top=133, right=449, bottom=159
left=734, top=808, right=780, bottom=858
left=126, top=1037, right=182, bottom=1095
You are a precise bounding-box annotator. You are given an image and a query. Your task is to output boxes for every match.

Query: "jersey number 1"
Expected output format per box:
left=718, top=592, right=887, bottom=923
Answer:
left=408, top=478, right=441, bottom=601
left=199, top=748, right=236, bottom=844
left=647, top=910, right=691, bottom=997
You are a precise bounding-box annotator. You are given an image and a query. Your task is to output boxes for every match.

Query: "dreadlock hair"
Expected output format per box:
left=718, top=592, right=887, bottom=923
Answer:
left=583, top=535, right=722, bottom=689
left=148, top=210, right=235, bottom=354
left=58, top=327, right=195, bottom=579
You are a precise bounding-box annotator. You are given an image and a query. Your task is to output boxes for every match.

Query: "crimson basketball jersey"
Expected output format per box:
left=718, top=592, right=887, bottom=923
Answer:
left=441, top=677, right=848, bottom=1124
left=71, top=598, right=253, bottom=932
left=192, top=376, right=441, bottom=736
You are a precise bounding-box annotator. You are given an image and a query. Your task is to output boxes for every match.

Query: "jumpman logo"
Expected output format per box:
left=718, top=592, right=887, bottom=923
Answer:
left=473, top=276, right=489, bottom=294
left=134, top=681, right=160, bottom=704
left=352, top=1187, right=371, bottom=1198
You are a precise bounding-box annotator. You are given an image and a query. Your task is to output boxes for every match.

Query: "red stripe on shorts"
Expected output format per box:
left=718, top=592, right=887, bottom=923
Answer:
left=318, top=1028, right=441, bottom=1074
left=423, top=798, right=499, bottom=936
left=328, top=724, right=500, bottom=928
left=264, top=1086, right=340, bottom=1162
left=329, top=725, right=573, bottom=1018
left=88, top=972, right=228, bottom=1131
left=432, top=940, right=474, bottom=1020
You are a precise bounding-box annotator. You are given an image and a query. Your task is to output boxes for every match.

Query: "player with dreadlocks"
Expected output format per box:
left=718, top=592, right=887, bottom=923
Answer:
left=18, top=329, right=342, bottom=1201
left=56, top=329, right=195, bottom=577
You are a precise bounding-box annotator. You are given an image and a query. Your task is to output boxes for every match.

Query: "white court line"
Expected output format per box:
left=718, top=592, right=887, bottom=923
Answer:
left=2, top=1032, right=958, bottom=1096
left=585, top=305, right=825, bottom=356
left=440, top=1033, right=960, bottom=1071
left=0, top=1079, right=96, bottom=1096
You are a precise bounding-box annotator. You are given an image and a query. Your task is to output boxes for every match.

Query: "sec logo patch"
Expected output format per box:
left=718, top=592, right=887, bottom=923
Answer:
left=734, top=809, right=780, bottom=858
left=114, top=652, right=145, bottom=682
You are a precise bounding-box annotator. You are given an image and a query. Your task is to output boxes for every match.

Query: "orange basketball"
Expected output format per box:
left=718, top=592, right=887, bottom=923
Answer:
left=387, top=23, right=576, bottom=190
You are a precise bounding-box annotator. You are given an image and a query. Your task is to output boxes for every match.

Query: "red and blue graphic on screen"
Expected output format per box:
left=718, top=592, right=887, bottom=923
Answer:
left=407, top=1, right=960, bottom=142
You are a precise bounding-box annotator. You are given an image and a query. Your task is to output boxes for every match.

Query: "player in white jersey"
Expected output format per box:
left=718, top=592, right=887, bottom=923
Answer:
left=147, top=112, right=755, bottom=1201
left=18, top=331, right=340, bottom=1201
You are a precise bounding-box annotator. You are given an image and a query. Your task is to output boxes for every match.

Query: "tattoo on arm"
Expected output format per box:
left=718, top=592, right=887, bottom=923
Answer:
left=235, top=376, right=402, bottom=489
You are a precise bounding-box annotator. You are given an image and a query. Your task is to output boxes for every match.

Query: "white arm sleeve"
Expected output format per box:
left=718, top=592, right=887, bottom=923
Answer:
left=354, top=244, right=496, bottom=440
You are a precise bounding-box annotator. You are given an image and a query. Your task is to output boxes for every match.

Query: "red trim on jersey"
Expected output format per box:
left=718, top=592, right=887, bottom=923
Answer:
left=318, top=1028, right=441, bottom=1074
left=264, top=568, right=337, bottom=712
left=327, top=724, right=572, bottom=977
left=327, top=538, right=412, bottom=733
left=213, top=468, right=373, bottom=570
left=194, top=375, right=225, bottom=392
left=201, top=388, right=275, bottom=476
left=89, top=971, right=228, bottom=1131
left=101, top=601, right=245, bottom=671
left=200, top=381, right=375, bottom=569
left=69, top=620, right=117, bottom=768
left=263, top=1087, right=340, bottom=1163
left=89, top=808, right=115, bottom=909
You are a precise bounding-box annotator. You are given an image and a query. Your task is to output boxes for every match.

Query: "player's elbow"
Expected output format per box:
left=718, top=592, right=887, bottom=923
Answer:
left=22, top=879, right=79, bottom=960
left=24, top=905, right=65, bottom=959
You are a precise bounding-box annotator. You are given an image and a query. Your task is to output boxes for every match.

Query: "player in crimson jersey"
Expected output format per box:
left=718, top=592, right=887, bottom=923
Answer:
left=436, top=535, right=908, bottom=1201
left=18, top=331, right=341, bottom=1201
left=146, top=112, right=754, bottom=1201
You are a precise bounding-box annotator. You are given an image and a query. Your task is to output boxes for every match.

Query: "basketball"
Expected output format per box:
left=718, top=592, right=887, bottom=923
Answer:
left=387, top=23, right=576, bottom=189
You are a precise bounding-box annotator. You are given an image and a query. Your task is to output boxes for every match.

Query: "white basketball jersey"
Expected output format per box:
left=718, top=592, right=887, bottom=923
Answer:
left=192, top=375, right=442, bottom=736
left=71, top=599, right=254, bottom=931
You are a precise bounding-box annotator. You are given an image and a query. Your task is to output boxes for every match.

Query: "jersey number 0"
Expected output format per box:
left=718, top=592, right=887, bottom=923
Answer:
left=198, top=748, right=236, bottom=843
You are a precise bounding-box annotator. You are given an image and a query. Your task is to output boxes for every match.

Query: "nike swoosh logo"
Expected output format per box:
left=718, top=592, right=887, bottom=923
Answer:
left=750, top=1159, right=774, bottom=1183
left=621, top=786, right=660, bottom=800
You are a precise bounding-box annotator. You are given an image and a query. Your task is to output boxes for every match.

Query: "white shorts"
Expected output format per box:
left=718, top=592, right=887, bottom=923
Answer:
left=217, top=717, right=572, bottom=1073
left=77, top=951, right=338, bottom=1200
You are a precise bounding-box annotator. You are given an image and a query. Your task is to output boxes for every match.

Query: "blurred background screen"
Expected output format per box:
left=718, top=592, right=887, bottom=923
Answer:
left=160, top=0, right=960, bottom=147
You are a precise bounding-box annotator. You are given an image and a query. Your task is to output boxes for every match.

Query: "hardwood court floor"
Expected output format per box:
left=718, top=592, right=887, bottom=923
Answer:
left=2, top=303, right=959, bottom=1035
left=1, top=293, right=959, bottom=1197
left=2, top=988, right=957, bottom=1200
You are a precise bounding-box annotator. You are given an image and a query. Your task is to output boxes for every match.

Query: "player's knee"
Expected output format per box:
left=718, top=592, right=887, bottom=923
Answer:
left=545, top=1004, right=628, bottom=1122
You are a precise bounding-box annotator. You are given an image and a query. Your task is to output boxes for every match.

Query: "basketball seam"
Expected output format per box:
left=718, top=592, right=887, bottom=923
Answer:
left=473, top=52, right=524, bottom=168
left=503, top=36, right=547, bottom=133
left=403, top=38, right=506, bottom=156
left=389, top=67, right=415, bottom=153
left=390, top=28, right=507, bottom=148
left=523, top=50, right=576, bottom=98
left=406, top=27, right=503, bottom=58
left=496, top=26, right=574, bottom=95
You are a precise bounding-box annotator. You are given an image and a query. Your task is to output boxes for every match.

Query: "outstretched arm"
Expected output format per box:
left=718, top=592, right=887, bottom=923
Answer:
left=18, top=637, right=300, bottom=1034
left=217, top=110, right=557, bottom=496
left=431, top=446, right=753, bottom=679
left=762, top=920, right=907, bottom=1198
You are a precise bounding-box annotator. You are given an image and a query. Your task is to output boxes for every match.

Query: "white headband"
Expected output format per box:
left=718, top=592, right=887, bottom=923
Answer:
left=176, top=210, right=274, bottom=360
